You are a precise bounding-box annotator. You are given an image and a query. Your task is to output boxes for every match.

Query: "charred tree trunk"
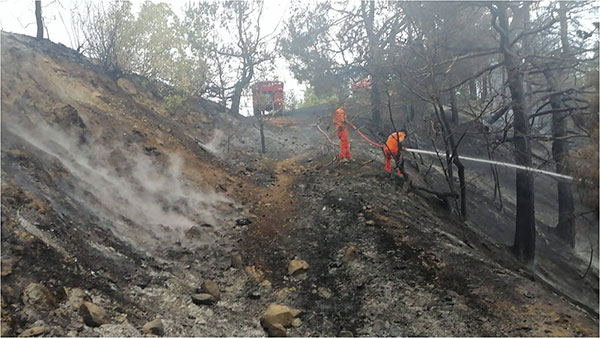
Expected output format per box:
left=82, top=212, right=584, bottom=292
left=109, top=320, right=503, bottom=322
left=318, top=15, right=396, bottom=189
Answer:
left=370, top=73, right=384, bottom=130
left=35, top=0, right=43, bottom=39
left=493, top=2, right=536, bottom=263
left=450, top=89, right=459, bottom=124
left=230, top=60, right=254, bottom=116
left=434, top=98, right=467, bottom=219
left=547, top=1, right=575, bottom=247
left=230, top=85, right=244, bottom=115
left=362, top=0, right=384, bottom=131
left=548, top=74, right=575, bottom=246
left=259, top=120, right=266, bottom=154
left=438, top=100, right=467, bottom=219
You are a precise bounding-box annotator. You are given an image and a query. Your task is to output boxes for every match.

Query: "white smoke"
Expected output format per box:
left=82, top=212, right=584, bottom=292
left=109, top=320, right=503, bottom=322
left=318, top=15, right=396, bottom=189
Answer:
left=197, top=129, right=225, bottom=155
left=5, top=117, right=230, bottom=248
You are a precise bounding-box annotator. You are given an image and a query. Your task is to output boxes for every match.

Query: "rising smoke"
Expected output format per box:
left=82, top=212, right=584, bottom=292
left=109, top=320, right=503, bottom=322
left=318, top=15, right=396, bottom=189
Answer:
left=197, top=129, right=225, bottom=155
left=5, top=116, right=230, bottom=248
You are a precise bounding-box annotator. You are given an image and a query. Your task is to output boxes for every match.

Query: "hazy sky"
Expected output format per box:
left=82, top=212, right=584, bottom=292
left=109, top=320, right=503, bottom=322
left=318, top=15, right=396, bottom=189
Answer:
left=0, top=0, right=305, bottom=115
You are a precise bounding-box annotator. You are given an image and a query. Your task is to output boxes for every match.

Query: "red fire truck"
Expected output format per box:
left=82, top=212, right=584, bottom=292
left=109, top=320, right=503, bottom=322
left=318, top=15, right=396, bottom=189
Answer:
left=251, top=81, right=284, bottom=114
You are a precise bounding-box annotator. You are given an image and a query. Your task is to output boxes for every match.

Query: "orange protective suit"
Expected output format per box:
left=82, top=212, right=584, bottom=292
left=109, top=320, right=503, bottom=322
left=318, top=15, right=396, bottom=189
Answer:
left=384, top=132, right=406, bottom=175
left=334, top=108, right=351, bottom=159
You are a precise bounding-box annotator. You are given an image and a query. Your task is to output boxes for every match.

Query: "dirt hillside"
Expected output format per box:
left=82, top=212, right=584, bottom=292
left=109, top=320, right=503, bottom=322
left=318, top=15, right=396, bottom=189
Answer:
left=1, top=32, right=598, bottom=336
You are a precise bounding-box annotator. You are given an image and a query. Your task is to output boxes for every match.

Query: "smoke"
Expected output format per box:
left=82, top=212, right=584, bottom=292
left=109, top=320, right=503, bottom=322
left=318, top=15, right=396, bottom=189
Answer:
left=197, top=129, right=225, bottom=155
left=5, top=117, right=230, bottom=248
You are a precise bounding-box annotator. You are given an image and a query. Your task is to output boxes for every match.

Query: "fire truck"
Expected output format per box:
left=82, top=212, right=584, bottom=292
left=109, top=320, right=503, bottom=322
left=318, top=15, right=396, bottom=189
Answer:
left=251, top=80, right=284, bottom=114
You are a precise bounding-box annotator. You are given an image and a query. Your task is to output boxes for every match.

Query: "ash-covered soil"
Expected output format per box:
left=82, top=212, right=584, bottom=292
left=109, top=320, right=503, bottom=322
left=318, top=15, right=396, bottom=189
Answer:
left=1, top=32, right=598, bottom=337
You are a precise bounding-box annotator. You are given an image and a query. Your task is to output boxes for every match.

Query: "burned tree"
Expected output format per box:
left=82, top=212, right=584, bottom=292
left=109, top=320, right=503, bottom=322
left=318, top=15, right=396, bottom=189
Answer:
left=35, top=0, right=43, bottom=39
left=490, top=2, right=536, bottom=263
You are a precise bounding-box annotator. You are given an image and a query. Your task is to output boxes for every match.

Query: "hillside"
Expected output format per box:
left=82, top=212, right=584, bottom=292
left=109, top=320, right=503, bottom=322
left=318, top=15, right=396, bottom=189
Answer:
left=1, top=32, right=598, bottom=336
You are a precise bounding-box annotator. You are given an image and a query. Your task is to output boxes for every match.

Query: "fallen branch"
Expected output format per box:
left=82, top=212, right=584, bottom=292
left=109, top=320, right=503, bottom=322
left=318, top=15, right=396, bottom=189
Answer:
left=409, top=180, right=459, bottom=199
left=314, top=124, right=339, bottom=146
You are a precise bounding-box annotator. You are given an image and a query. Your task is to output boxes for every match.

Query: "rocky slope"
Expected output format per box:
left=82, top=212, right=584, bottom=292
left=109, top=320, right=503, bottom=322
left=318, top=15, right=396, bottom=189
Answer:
left=1, top=32, right=598, bottom=336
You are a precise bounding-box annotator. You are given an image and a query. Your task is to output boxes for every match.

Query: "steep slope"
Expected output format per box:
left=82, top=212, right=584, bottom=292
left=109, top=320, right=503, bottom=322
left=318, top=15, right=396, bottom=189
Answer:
left=1, top=32, right=598, bottom=337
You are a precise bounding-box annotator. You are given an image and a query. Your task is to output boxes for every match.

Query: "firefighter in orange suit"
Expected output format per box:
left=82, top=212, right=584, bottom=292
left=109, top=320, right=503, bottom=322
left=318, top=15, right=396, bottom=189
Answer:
left=384, top=131, right=406, bottom=176
left=333, top=107, right=352, bottom=160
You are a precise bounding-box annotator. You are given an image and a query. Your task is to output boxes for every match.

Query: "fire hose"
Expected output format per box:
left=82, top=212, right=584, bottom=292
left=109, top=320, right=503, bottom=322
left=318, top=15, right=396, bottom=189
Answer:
left=347, top=123, right=385, bottom=149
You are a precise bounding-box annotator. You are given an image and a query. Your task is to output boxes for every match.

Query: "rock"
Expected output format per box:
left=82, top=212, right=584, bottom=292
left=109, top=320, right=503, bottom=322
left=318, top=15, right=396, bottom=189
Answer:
left=266, top=323, right=287, bottom=337
left=339, top=329, right=354, bottom=336
left=230, top=253, right=243, bottom=269
left=22, top=283, right=57, bottom=310
left=260, top=303, right=302, bottom=336
left=365, top=220, right=375, bottom=226
left=248, top=290, right=261, bottom=300
left=291, top=318, right=302, bottom=327
left=79, top=301, right=106, bottom=327
left=191, top=293, right=216, bottom=306
left=66, top=288, right=88, bottom=310
left=317, top=287, right=332, bottom=299
left=342, top=246, right=359, bottom=262
left=199, top=280, right=220, bottom=301
left=18, top=326, right=45, bottom=337
left=1, top=260, right=13, bottom=277
left=235, top=218, right=252, bottom=226
left=245, top=266, right=265, bottom=282
left=288, top=259, right=309, bottom=275
left=142, top=318, right=164, bottom=336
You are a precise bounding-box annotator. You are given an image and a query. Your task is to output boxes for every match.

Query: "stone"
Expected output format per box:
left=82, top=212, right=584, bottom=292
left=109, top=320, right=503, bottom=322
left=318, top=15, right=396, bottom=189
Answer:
left=191, top=293, right=216, bottom=306
left=342, top=246, right=359, bottom=262
left=230, top=253, right=243, bottom=269
left=339, top=329, right=354, bottom=336
left=235, top=218, right=252, bottom=226
left=18, top=326, right=45, bottom=337
left=245, top=266, right=265, bottom=282
left=288, top=259, right=309, bottom=275
left=1, top=260, right=13, bottom=277
left=66, top=288, right=87, bottom=310
left=266, top=323, right=287, bottom=337
left=248, top=290, right=261, bottom=300
left=291, top=318, right=302, bottom=327
left=142, top=318, right=164, bottom=336
left=365, top=220, right=375, bottom=226
left=199, top=280, right=220, bottom=301
left=22, top=283, right=57, bottom=310
left=260, top=303, right=302, bottom=336
left=79, top=301, right=106, bottom=327
left=317, top=287, right=332, bottom=299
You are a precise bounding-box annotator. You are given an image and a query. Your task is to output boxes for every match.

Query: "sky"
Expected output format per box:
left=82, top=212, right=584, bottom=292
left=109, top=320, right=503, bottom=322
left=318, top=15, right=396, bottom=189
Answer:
left=0, top=0, right=305, bottom=116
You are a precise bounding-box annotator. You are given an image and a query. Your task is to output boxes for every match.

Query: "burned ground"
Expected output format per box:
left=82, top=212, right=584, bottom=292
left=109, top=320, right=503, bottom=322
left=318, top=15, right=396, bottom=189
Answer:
left=1, top=32, right=598, bottom=336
